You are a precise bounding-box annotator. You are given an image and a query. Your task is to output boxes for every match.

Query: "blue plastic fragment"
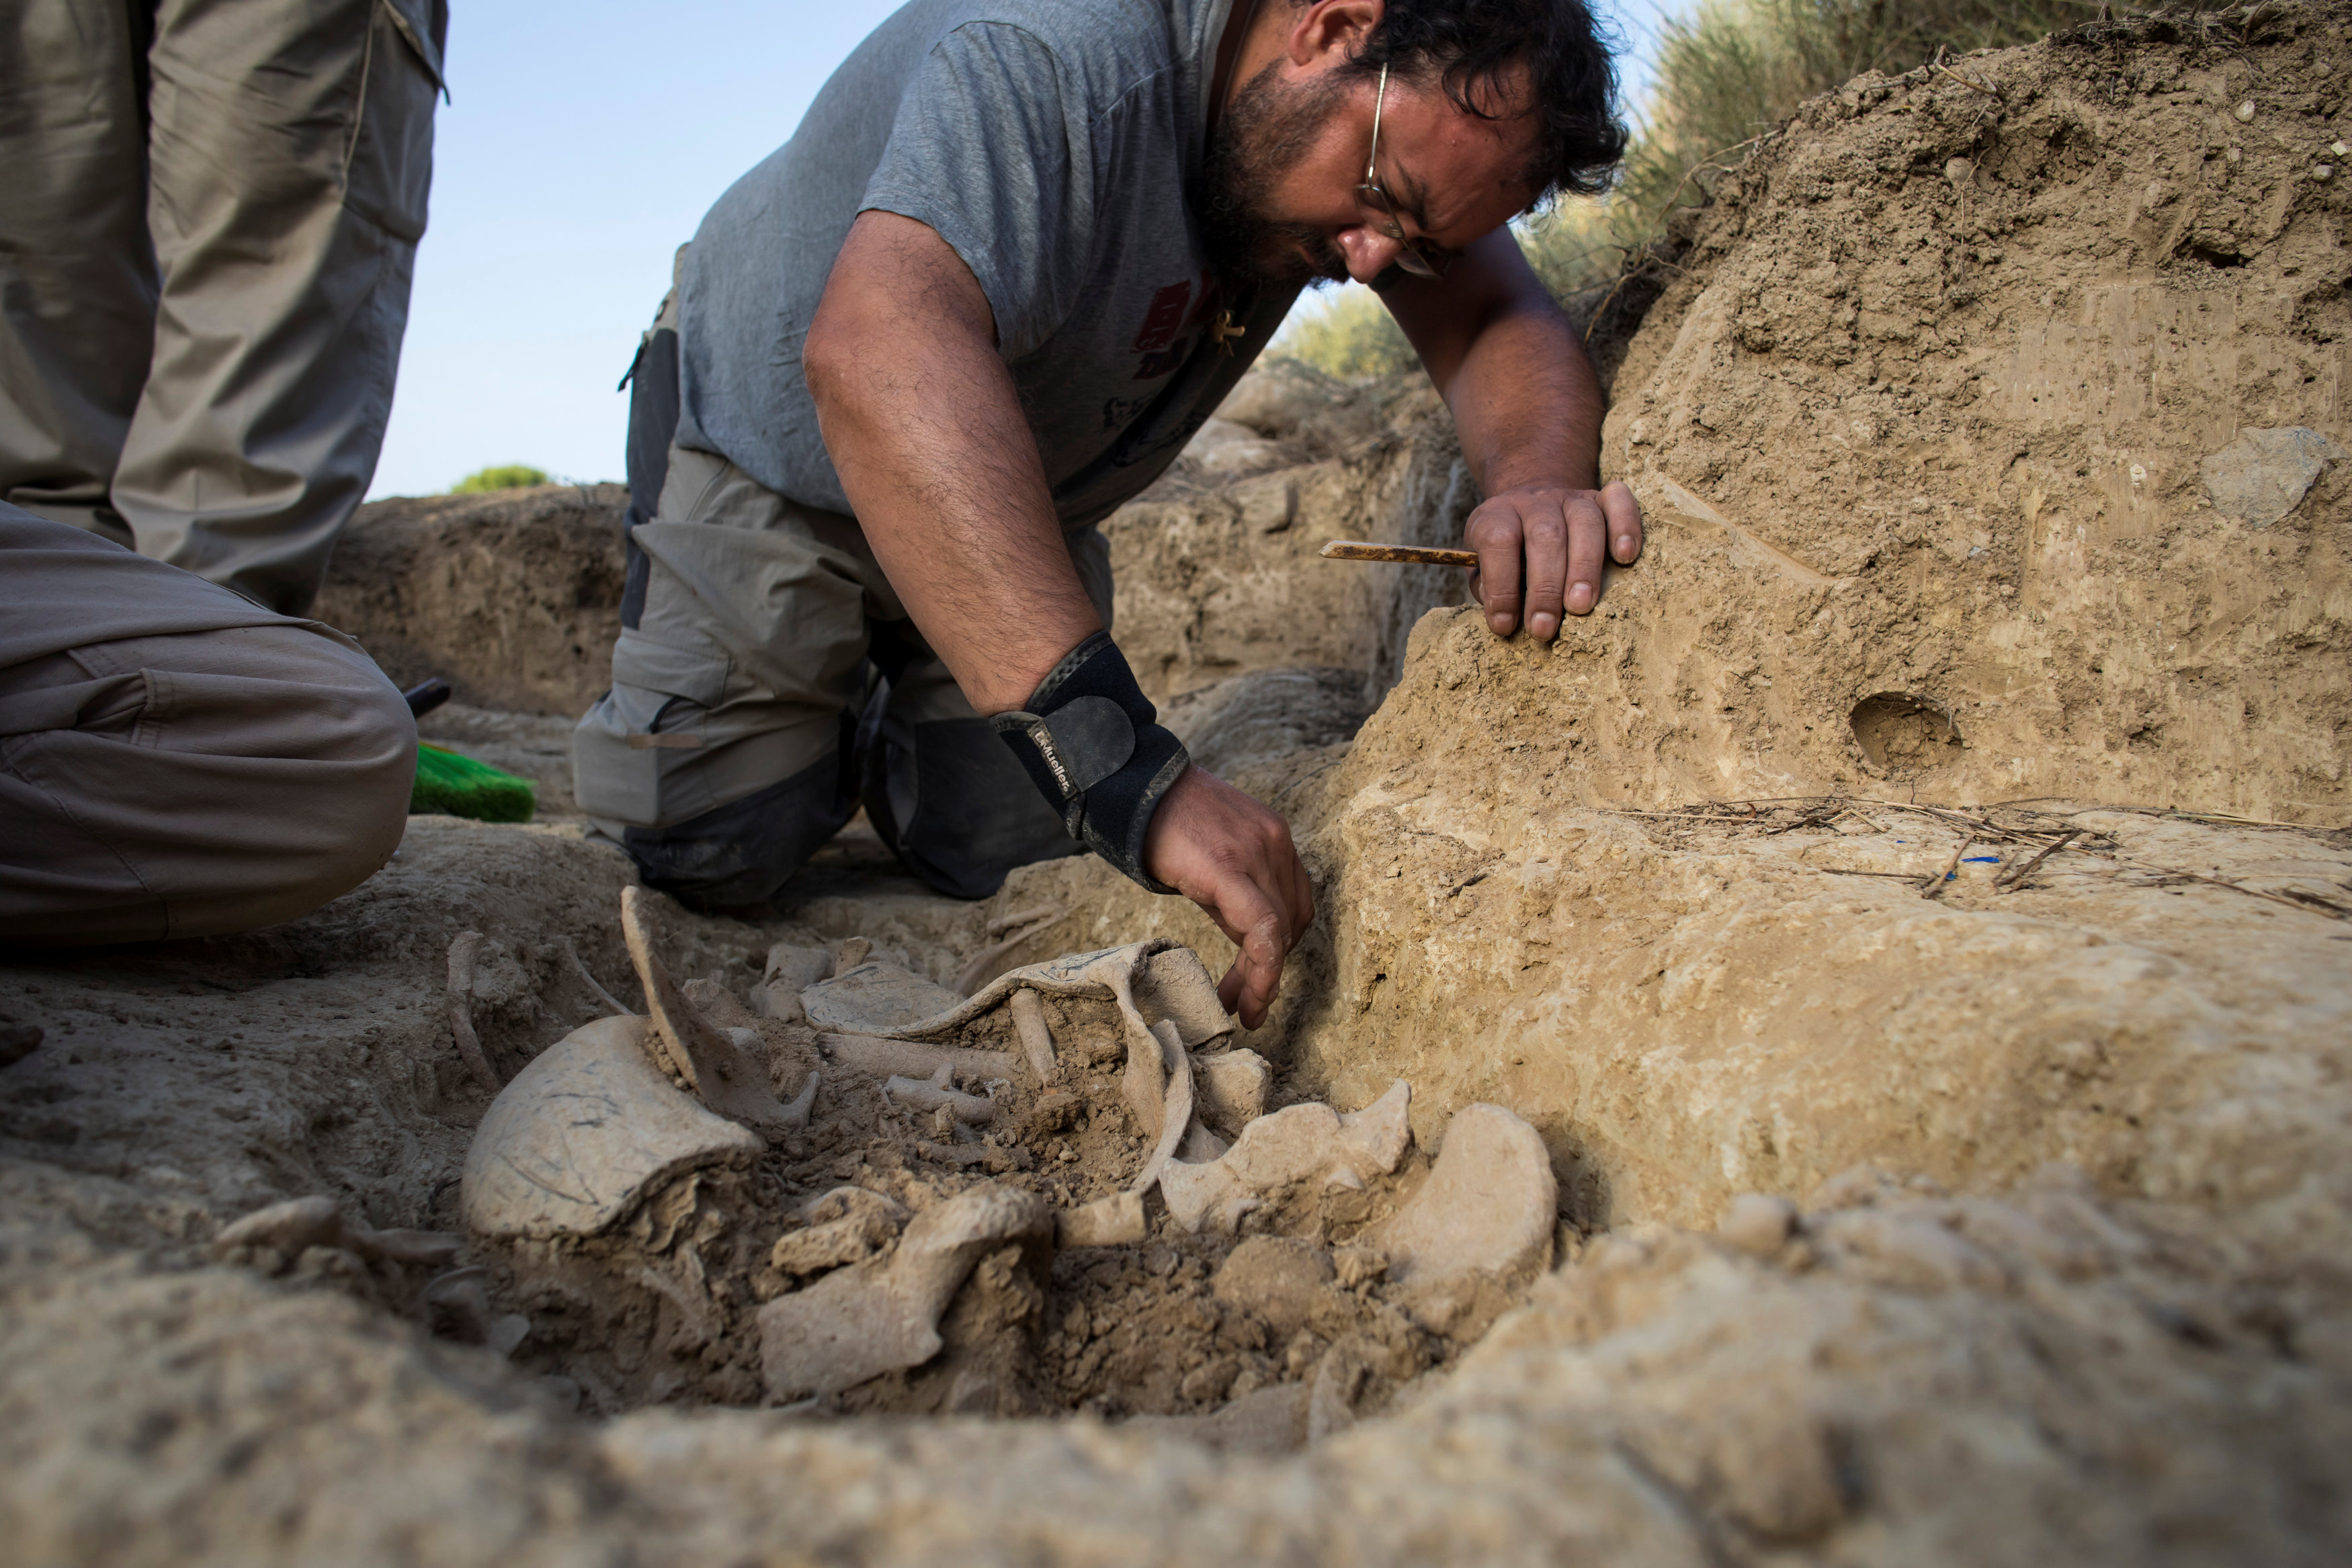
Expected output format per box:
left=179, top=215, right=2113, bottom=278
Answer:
left=1963, top=855, right=2002, bottom=863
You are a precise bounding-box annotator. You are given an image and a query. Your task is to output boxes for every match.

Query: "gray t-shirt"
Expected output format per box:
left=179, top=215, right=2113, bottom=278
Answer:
left=674, top=0, right=1300, bottom=531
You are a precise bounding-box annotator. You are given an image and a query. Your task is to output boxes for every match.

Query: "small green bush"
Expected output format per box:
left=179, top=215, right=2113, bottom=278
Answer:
left=450, top=464, right=548, bottom=494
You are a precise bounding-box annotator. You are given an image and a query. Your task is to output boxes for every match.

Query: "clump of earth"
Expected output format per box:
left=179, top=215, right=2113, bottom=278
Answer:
left=4, top=7, right=2351, bottom=1563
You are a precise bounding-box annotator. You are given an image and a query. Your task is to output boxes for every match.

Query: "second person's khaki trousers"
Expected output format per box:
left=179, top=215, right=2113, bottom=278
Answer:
left=0, top=0, right=446, bottom=615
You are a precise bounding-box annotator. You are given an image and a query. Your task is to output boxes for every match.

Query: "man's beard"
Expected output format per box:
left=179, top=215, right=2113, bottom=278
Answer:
left=1195, top=59, right=1353, bottom=289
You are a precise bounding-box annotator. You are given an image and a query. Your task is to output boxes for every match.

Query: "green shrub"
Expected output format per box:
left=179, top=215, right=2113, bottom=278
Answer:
left=450, top=464, right=548, bottom=494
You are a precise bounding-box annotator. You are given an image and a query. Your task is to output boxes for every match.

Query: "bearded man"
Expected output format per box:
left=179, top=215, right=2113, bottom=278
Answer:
left=573, top=0, right=1642, bottom=1025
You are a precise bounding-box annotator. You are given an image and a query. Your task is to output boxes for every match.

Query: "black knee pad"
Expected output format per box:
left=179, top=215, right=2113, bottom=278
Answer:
left=863, top=714, right=1081, bottom=901
left=621, top=748, right=853, bottom=909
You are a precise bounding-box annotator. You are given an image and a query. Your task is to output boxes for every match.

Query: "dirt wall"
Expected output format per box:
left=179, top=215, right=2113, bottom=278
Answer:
left=1597, top=6, right=2350, bottom=820
left=316, top=484, right=629, bottom=716
left=1107, top=369, right=1475, bottom=701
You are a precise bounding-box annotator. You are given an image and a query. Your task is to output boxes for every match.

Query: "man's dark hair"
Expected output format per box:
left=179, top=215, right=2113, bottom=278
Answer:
left=1349, top=0, right=1628, bottom=201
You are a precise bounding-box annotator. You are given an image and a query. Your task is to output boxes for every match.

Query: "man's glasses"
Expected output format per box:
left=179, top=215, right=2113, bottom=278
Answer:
left=1359, top=62, right=1447, bottom=281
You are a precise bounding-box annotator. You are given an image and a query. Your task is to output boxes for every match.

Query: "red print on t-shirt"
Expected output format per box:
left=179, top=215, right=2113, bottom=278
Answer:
left=1132, top=281, right=1191, bottom=354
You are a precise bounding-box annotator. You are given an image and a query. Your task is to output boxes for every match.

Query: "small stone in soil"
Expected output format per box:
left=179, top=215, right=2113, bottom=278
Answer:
left=1718, top=1193, right=1800, bottom=1257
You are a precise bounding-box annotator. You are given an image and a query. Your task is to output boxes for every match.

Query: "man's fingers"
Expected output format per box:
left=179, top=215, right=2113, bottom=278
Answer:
left=1234, top=902, right=1289, bottom=1028
left=1466, top=505, right=1525, bottom=637
left=1564, top=490, right=1608, bottom=617
left=1204, top=873, right=1288, bottom=1029
left=1469, top=485, right=1642, bottom=638
left=1144, top=765, right=1310, bottom=1031
left=1522, top=503, right=1569, bottom=642
left=1601, top=480, right=1644, bottom=564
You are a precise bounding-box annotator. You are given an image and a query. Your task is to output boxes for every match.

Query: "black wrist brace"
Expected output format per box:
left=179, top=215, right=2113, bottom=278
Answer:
left=991, top=632, right=1189, bottom=893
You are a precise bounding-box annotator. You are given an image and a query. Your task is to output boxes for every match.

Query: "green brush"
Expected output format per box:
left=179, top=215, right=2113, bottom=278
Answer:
left=411, top=742, right=536, bottom=823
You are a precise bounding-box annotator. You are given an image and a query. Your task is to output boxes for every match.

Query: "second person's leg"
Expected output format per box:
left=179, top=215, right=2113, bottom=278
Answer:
left=114, top=0, right=444, bottom=613
left=857, top=526, right=1114, bottom=900
left=0, top=0, right=158, bottom=541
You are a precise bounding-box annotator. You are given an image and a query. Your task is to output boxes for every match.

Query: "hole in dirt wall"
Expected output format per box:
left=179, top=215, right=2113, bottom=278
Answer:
left=1849, top=692, right=1964, bottom=776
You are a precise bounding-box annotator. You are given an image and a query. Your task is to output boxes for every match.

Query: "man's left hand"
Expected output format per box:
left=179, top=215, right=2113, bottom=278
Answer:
left=1462, top=480, right=1643, bottom=641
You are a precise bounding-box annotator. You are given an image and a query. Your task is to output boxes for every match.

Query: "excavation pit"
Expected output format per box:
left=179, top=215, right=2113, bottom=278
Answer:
left=432, top=902, right=1550, bottom=1438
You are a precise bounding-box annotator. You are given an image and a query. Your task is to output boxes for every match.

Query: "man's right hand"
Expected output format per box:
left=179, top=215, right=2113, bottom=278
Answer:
left=1142, top=766, right=1313, bottom=1030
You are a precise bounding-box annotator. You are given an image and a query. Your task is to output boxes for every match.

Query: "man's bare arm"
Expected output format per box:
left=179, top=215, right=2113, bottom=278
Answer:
left=804, top=212, right=1099, bottom=710
left=804, top=211, right=1312, bottom=1025
left=1382, top=227, right=1642, bottom=639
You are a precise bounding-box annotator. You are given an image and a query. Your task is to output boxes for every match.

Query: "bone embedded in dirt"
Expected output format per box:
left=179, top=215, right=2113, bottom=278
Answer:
left=214, top=1195, right=345, bottom=1255
left=1719, top=1193, right=1801, bottom=1258
left=1120, top=1005, right=1177, bottom=1141
left=757, top=1182, right=1052, bottom=1400
left=1306, top=1337, right=1372, bottom=1442
left=460, top=1014, right=763, bottom=1239
left=954, top=910, right=1065, bottom=996
left=1124, top=1382, right=1311, bottom=1455
left=1159, top=1086, right=1415, bottom=1235
left=1333, top=1244, right=1389, bottom=1290
left=2200, top=426, right=2348, bottom=527
left=1009, top=987, right=1058, bottom=1084
left=884, top=1072, right=998, bottom=1125
left=682, top=975, right=760, bottom=1030
left=1158, top=1104, right=1339, bottom=1233
left=214, top=1194, right=461, bottom=1269
left=1373, top=1104, right=1556, bottom=1293
left=444, top=930, right=500, bottom=1091
left=781, top=1068, right=820, bottom=1126
left=820, top=1032, right=1019, bottom=1083
left=770, top=1186, right=907, bottom=1276
left=1190, top=1048, right=1270, bottom=1133
left=1057, top=1191, right=1147, bottom=1248
left=1131, top=946, right=1237, bottom=1047
left=422, top=1266, right=497, bottom=1345
left=1213, top=1236, right=1339, bottom=1340
left=1181, top=1122, right=1230, bottom=1163
left=764, top=941, right=833, bottom=992
left=755, top=941, right=831, bottom=1022
left=1129, top=1020, right=1196, bottom=1195
left=1335, top=1080, right=1412, bottom=1175
left=802, top=959, right=965, bottom=1033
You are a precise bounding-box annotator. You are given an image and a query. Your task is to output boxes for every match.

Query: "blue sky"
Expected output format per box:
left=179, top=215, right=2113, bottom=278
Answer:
left=369, top=1, right=1681, bottom=498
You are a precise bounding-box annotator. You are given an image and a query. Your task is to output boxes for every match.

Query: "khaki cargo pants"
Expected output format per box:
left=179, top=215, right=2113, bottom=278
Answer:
left=573, top=302, right=1103, bottom=906
left=0, top=0, right=446, bottom=615
left=0, top=506, right=416, bottom=945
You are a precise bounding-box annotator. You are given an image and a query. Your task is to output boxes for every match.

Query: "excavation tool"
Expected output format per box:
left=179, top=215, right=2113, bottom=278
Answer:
left=403, top=677, right=452, bottom=717
left=411, top=744, right=536, bottom=822
left=1318, top=540, right=1478, bottom=567
left=398, top=674, right=538, bottom=822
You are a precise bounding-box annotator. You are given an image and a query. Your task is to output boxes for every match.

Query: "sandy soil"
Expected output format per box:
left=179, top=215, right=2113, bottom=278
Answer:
left=2, top=7, right=2349, bottom=1563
